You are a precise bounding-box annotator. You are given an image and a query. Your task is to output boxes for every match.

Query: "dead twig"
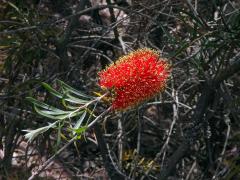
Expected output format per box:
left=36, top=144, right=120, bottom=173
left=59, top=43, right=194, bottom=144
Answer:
left=158, top=57, right=240, bottom=179
left=94, top=122, right=127, bottom=180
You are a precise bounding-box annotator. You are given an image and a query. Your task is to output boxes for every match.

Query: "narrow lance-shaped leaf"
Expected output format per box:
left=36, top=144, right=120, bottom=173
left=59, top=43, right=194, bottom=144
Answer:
left=23, top=121, right=57, bottom=142
left=65, top=93, right=90, bottom=104
left=34, top=105, right=84, bottom=120
left=41, top=82, right=64, bottom=98
left=57, top=79, right=93, bottom=99
left=42, top=82, right=90, bottom=104
left=73, top=111, right=87, bottom=135
left=27, top=97, right=67, bottom=113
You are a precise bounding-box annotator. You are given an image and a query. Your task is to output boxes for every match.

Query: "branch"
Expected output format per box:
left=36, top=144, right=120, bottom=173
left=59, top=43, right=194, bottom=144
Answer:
left=55, top=0, right=89, bottom=70
left=106, top=0, right=120, bottom=41
left=106, top=0, right=127, bottom=54
left=28, top=137, right=75, bottom=180
left=159, top=82, right=214, bottom=180
left=94, top=123, right=127, bottom=180
left=214, top=57, right=240, bottom=86
left=28, top=108, right=111, bottom=180
left=158, top=57, right=240, bottom=179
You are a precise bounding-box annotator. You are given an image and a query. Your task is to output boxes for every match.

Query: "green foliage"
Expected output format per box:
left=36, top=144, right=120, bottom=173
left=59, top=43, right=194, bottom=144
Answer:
left=23, top=121, right=58, bottom=142
left=24, top=80, right=94, bottom=142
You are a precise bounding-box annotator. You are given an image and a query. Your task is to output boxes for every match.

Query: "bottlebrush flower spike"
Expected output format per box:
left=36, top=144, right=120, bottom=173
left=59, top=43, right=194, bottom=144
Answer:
left=98, top=48, right=171, bottom=110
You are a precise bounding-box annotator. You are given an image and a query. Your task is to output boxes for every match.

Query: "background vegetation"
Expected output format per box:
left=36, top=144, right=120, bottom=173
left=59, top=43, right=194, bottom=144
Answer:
left=0, top=0, right=240, bottom=179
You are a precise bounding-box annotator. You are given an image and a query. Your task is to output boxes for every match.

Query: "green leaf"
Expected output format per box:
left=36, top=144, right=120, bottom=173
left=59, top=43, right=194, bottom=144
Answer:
left=57, top=79, right=93, bottom=99
left=73, top=126, right=88, bottom=135
left=65, top=93, right=90, bottom=104
left=26, top=97, right=66, bottom=112
left=34, top=105, right=84, bottom=120
left=42, top=82, right=90, bottom=104
left=41, top=82, right=64, bottom=99
left=23, top=122, right=57, bottom=142
left=56, top=122, right=64, bottom=149
left=73, top=111, right=87, bottom=133
left=38, top=109, right=72, bottom=115
left=27, top=97, right=86, bottom=120
left=61, top=99, right=79, bottom=110
left=34, top=105, right=61, bottom=120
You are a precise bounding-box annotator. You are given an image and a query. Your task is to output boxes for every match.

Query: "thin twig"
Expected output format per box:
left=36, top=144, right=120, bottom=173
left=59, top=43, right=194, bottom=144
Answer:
left=118, top=117, right=123, bottom=169
left=28, top=137, right=75, bottom=180
left=88, top=107, right=111, bottom=128
left=212, top=112, right=231, bottom=180
left=137, top=107, right=142, bottom=154
left=158, top=57, right=240, bottom=179
left=94, top=122, right=126, bottom=179
left=185, top=160, right=196, bottom=180
left=28, top=107, right=111, bottom=180
left=141, top=79, right=179, bottom=179
left=106, top=0, right=127, bottom=54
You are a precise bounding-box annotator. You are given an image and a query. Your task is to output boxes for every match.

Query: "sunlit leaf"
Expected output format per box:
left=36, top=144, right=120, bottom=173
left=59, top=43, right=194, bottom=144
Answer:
left=73, top=111, right=87, bottom=132
left=65, top=93, right=90, bottom=104
left=73, top=126, right=88, bottom=135
left=23, top=121, right=57, bottom=142
left=34, top=105, right=84, bottom=120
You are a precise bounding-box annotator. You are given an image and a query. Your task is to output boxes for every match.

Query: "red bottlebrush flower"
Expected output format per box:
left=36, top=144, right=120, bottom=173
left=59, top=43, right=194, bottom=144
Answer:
left=98, top=48, right=171, bottom=110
